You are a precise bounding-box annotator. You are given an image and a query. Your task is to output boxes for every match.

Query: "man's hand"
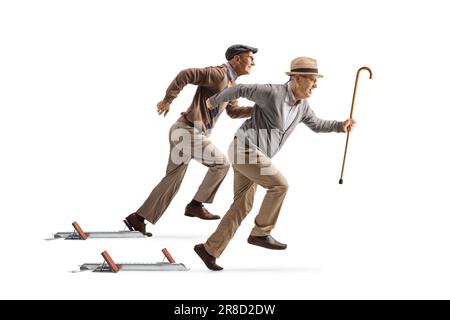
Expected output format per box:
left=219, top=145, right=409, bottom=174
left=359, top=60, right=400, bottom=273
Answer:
left=157, top=100, right=171, bottom=117
left=343, top=119, right=356, bottom=133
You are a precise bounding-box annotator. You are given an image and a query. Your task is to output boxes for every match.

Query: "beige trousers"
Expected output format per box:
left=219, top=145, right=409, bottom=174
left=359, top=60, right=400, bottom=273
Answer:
left=136, top=120, right=230, bottom=224
left=204, top=138, right=289, bottom=258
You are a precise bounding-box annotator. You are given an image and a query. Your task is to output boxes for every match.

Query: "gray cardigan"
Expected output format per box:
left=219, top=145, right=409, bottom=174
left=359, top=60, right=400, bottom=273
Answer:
left=209, top=83, right=345, bottom=158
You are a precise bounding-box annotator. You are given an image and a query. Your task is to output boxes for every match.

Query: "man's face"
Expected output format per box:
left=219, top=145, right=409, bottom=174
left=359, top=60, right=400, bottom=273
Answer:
left=233, top=52, right=255, bottom=75
left=292, top=75, right=318, bottom=99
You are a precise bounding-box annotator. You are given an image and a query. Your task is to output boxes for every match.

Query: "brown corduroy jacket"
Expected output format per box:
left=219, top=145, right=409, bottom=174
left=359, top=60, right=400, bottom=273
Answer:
left=163, top=64, right=252, bottom=132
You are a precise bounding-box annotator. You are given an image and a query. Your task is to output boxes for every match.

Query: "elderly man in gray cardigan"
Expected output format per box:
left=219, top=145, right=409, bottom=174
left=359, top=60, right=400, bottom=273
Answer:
left=194, top=57, right=356, bottom=270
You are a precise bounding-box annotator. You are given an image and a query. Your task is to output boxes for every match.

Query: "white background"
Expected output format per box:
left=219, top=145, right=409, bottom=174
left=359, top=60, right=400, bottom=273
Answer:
left=1, top=0, right=449, bottom=299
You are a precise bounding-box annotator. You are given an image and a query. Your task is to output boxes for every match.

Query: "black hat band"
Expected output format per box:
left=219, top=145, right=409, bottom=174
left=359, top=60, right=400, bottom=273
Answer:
left=290, top=68, right=319, bottom=73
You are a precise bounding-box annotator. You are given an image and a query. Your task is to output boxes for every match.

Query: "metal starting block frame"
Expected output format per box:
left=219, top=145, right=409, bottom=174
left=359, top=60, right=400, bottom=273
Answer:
left=80, top=249, right=188, bottom=272
left=52, top=221, right=148, bottom=240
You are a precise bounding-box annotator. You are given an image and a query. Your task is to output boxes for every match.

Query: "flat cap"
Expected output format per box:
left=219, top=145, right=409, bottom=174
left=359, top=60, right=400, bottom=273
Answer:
left=225, top=44, right=258, bottom=61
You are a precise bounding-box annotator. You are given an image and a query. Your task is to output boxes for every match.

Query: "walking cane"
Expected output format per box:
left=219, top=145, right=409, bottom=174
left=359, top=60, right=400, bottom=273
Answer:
left=339, top=66, right=372, bottom=184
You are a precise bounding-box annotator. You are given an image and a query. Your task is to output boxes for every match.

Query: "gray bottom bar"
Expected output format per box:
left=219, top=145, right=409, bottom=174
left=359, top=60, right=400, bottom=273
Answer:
left=54, top=231, right=147, bottom=239
left=80, top=262, right=188, bottom=272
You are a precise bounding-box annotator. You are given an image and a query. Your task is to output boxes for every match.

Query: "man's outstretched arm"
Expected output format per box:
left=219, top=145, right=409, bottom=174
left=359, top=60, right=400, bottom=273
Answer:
left=302, top=103, right=351, bottom=133
left=207, top=84, right=273, bottom=110
left=157, top=67, right=222, bottom=116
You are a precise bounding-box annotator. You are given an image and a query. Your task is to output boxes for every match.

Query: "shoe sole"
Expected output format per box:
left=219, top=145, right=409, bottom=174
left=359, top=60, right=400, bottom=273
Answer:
left=124, top=219, right=152, bottom=237
left=185, top=212, right=220, bottom=220
left=123, top=219, right=134, bottom=231
left=247, top=239, right=287, bottom=250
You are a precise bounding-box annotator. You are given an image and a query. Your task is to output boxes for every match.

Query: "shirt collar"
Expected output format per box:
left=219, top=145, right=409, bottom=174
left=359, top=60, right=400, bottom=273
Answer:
left=286, top=82, right=300, bottom=106
left=225, top=62, right=238, bottom=82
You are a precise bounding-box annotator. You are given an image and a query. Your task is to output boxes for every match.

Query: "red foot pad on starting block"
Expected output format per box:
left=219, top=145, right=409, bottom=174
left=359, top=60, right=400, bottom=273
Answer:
left=101, top=250, right=120, bottom=273
left=162, top=248, right=176, bottom=263
left=72, top=221, right=88, bottom=240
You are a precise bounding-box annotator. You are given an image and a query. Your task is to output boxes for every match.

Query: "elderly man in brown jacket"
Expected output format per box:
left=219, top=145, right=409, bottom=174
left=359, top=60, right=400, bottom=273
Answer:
left=124, top=44, right=258, bottom=236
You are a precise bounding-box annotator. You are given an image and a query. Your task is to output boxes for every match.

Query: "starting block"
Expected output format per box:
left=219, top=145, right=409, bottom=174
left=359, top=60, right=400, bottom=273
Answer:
left=52, top=221, right=148, bottom=240
left=80, top=249, right=188, bottom=272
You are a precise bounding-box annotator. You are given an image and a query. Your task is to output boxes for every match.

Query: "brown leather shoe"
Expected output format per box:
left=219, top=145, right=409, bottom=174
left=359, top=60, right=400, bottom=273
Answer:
left=124, top=213, right=152, bottom=237
left=247, top=235, right=287, bottom=250
left=194, top=244, right=223, bottom=271
left=185, top=204, right=220, bottom=220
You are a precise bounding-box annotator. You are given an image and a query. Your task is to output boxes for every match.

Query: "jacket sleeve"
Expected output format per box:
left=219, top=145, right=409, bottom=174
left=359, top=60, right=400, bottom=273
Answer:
left=163, top=67, right=222, bottom=104
left=301, top=103, right=345, bottom=133
left=225, top=100, right=253, bottom=119
left=209, top=84, right=273, bottom=108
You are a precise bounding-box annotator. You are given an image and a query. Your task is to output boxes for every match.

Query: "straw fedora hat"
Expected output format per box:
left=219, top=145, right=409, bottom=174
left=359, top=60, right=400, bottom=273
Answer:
left=285, top=57, right=323, bottom=77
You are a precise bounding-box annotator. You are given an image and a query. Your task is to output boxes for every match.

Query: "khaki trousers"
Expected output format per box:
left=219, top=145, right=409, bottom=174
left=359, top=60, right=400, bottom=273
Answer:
left=136, top=120, right=230, bottom=224
left=204, top=138, right=289, bottom=258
